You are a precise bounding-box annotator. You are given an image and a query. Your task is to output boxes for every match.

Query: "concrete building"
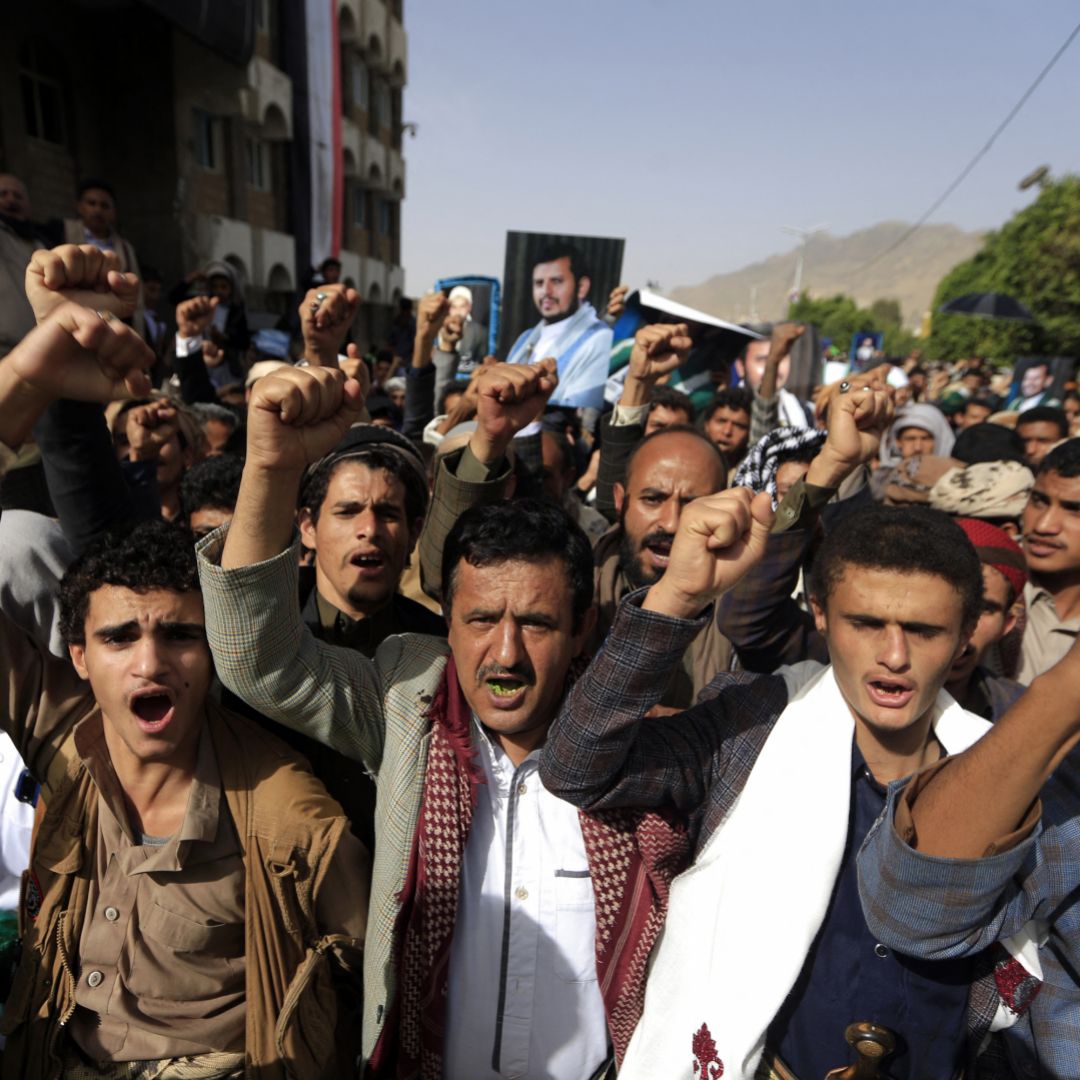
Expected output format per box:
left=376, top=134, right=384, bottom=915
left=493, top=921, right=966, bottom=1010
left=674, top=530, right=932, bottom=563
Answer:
left=0, top=0, right=407, bottom=346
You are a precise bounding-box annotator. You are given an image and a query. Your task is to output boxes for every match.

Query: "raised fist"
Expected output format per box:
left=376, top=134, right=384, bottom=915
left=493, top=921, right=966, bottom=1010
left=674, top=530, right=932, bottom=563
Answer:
left=177, top=295, right=220, bottom=339
left=469, top=358, right=559, bottom=464
left=606, top=284, right=630, bottom=321
left=246, top=365, right=366, bottom=473
left=25, top=244, right=139, bottom=325
left=643, top=488, right=774, bottom=619
left=300, top=284, right=361, bottom=365
left=8, top=303, right=152, bottom=403
left=628, top=323, right=692, bottom=384
left=126, top=399, right=181, bottom=463
left=416, top=292, right=448, bottom=346
left=767, top=322, right=806, bottom=365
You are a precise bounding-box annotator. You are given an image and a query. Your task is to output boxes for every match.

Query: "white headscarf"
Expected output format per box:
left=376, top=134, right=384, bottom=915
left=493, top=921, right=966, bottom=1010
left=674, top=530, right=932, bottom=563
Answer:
left=879, top=403, right=955, bottom=466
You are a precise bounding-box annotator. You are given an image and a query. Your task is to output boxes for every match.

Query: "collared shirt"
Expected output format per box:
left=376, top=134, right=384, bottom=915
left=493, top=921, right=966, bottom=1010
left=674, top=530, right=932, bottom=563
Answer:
left=860, top=753, right=1080, bottom=1080
left=1018, top=580, right=1080, bottom=683
left=81, top=225, right=117, bottom=254
left=769, top=739, right=971, bottom=1079
left=443, top=719, right=608, bottom=1080
left=71, top=717, right=246, bottom=1061
left=315, top=588, right=405, bottom=655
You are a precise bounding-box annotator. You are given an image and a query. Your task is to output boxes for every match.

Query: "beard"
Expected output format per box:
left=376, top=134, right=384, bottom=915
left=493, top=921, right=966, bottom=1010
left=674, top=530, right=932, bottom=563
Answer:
left=617, top=523, right=673, bottom=591
left=541, top=296, right=580, bottom=325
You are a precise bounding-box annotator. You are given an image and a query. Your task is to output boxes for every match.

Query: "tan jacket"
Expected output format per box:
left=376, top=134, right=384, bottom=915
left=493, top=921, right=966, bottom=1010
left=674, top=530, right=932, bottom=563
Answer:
left=0, top=620, right=365, bottom=1079
left=0, top=220, right=40, bottom=359
left=61, top=219, right=144, bottom=334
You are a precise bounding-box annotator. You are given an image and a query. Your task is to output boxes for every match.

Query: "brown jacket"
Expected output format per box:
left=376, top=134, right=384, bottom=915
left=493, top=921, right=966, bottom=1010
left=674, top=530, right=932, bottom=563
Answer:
left=0, top=620, right=365, bottom=1079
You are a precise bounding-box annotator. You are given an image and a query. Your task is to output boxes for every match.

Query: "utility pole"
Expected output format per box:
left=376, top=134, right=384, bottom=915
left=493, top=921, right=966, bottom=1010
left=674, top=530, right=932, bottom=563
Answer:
left=781, top=223, right=828, bottom=302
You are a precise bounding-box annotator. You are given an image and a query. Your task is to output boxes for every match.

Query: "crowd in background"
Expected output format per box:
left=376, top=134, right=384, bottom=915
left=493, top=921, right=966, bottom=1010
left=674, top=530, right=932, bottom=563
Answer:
left=0, top=168, right=1078, bottom=1080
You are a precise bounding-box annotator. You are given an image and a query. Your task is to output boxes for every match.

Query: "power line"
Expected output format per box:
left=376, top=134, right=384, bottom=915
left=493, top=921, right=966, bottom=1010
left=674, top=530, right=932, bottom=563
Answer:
left=853, top=17, right=1080, bottom=274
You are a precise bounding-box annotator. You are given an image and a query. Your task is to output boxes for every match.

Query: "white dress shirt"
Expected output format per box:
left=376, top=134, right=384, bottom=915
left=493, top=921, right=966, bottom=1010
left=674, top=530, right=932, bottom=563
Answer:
left=443, top=720, right=609, bottom=1080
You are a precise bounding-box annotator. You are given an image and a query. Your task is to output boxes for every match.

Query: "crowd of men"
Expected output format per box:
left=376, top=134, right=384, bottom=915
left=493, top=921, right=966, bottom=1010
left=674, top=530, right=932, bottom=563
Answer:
left=0, top=168, right=1078, bottom=1080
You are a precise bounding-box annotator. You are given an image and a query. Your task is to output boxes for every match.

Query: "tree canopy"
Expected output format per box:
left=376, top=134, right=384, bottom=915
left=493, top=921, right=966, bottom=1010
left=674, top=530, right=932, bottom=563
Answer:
left=928, top=175, right=1080, bottom=363
left=786, top=293, right=917, bottom=357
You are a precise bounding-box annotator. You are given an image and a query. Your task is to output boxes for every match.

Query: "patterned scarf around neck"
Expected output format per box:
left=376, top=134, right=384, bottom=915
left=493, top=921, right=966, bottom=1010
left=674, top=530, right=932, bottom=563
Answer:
left=367, top=657, right=690, bottom=1079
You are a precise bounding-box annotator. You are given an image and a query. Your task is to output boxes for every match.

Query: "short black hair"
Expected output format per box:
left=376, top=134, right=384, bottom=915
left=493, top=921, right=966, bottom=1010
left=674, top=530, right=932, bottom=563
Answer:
left=703, top=388, right=753, bottom=422
left=438, top=379, right=472, bottom=416
left=180, top=453, right=244, bottom=520
left=320, top=257, right=342, bottom=270
left=649, top=385, right=695, bottom=422
left=1037, top=437, right=1080, bottom=479
left=1017, top=406, right=1068, bottom=439
left=442, top=499, right=594, bottom=632
left=952, top=422, right=1025, bottom=465
left=300, top=446, right=429, bottom=525
left=77, top=177, right=116, bottom=201
left=961, top=394, right=995, bottom=414
left=59, top=519, right=200, bottom=646
left=532, top=242, right=588, bottom=282
left=775, top=443, right=820, bottom=470
left=808, top=505, right=983, bottom=632
left=623, top=424, right=727, bottom=491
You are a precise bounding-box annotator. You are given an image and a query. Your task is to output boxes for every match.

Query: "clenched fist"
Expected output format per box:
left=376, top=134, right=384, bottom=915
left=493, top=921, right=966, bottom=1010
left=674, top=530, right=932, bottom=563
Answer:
left=25, top=244, right=140, bottom=325
left=468, top=359, right=559, bottom=465
left=245, top=365, right=366, bottom=473
left=300, top=284, right=361, bottom=366
left=642, top=488, right=774, bottom=619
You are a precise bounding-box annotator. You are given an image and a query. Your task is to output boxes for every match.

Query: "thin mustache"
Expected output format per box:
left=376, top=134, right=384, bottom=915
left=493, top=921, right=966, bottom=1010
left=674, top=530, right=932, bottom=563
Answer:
left=477, top=665, right=534, bottom=685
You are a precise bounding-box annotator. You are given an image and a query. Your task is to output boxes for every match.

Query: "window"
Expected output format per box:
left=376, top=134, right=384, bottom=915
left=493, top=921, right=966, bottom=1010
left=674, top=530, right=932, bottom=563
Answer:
left=372, top=79, right=391, bottom=132
left=353, top=185, right=367, bottom=228
left=193, top=109, right=221, bottom=171
left=19, top=42, right=68, bottom=145
left=350, top=55, right=369, bottom=110
left=376, top=198, right=392, bottom=237
left=246, top=137, right=271, bottom=191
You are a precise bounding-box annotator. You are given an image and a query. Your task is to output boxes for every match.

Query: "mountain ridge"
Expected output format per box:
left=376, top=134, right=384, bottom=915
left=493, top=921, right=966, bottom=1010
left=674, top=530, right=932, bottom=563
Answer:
left=668, top=221, right=986, bottom=330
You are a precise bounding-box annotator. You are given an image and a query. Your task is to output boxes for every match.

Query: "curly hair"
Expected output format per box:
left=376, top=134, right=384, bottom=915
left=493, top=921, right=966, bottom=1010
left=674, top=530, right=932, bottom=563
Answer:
left=179, top=453, right=244, bottom=519
left=59, top=519, right=201, bottom=646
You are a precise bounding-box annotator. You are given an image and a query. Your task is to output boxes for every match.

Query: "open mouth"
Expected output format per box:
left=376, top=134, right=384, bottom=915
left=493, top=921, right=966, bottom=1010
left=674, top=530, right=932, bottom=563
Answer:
left=643, top=537, right=673, bottom=568
left=350, top=551, right=386, bottom=572
left=866, top=679, right=915, bottom=709
left=130, top=690, right=175, bottom=733
left=487, top=676, right=526, bottom=698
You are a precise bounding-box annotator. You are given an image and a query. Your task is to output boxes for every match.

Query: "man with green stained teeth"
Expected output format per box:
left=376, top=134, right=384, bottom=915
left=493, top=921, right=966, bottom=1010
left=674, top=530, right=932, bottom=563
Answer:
left=199, top=361, right=690, bottom=1078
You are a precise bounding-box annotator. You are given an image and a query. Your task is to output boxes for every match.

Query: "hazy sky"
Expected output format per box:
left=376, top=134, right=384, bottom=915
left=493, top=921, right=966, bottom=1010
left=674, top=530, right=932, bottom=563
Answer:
left=400, top=1, right=1080, bottom=301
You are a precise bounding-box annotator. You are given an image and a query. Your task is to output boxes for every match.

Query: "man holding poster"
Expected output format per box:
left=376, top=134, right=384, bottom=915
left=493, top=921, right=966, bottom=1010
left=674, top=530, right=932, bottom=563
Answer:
left=506, top=242, right=613, bottom=410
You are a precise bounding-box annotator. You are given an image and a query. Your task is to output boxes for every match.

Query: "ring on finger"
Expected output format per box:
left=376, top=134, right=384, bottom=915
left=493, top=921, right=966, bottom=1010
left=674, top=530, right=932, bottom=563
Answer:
left=315, top=291, right=328, bottom=301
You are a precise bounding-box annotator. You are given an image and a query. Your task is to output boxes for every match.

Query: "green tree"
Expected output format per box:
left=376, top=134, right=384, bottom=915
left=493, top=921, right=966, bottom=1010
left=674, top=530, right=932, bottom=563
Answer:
left=787, top=293, right=917, bottom=357
left=929, top=175, right=1080, bottom=363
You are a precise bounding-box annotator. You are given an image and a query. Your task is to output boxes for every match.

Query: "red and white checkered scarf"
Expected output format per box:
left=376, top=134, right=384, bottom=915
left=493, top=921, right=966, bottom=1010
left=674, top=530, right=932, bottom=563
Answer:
left=366, top=656, right=690, bottom=1079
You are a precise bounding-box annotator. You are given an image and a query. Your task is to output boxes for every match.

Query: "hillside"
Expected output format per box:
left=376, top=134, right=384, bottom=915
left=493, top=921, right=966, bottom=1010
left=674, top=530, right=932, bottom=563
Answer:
left=669, top=222, right=985, bottom=330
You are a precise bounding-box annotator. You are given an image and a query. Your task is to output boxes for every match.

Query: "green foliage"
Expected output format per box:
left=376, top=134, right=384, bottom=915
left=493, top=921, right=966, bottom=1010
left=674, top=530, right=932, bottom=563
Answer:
left=928, top=175, right=1080, bottom=363
left=786, top=292, right=917, bottom=358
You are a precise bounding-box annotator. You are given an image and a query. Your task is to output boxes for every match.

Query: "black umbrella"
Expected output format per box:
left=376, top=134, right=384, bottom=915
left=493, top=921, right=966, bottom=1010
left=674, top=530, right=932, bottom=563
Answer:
left=938, top=292, right=1035, bottom=321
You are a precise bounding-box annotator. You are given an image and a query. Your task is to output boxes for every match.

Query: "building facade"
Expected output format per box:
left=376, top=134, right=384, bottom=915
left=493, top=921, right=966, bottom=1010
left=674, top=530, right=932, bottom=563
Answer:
left=0, top=0, right=406, bottom=346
